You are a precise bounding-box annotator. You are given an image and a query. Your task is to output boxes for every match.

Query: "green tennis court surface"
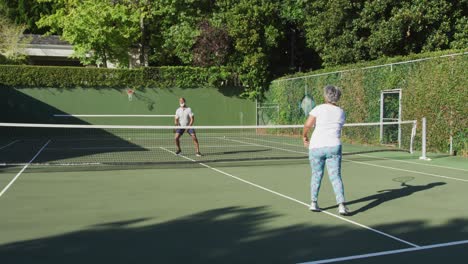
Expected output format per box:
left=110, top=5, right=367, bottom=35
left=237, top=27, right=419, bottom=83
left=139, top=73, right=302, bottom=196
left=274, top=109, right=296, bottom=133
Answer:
left=1, top=129, right=467, bottom=263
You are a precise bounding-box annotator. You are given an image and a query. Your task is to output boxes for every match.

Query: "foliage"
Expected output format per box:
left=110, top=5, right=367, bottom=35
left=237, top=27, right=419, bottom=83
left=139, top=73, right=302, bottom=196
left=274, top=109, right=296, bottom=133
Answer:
left=266, top=52, right=468, bottom=155
left=301, top=0, right=468, bottom=66
left=192, top=20, right=231, bottom=67
left=211, top=0, right=283, bottom=98
left=0, top=0, right=56, bottom=34
left=2, top=0, right=467, bottom=98
left=147, top=0, right=213, bottom=66
left=37, top=0, right=141, bottom=67
left=0, top=64, right=235, bottom=90
left=0, top=15, right=30, bottom=63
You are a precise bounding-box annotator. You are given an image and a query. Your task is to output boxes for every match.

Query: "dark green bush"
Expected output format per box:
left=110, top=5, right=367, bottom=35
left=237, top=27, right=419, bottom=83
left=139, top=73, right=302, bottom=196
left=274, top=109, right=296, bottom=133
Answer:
left=266, top=51, right=467, bottom=156
left=0, top=65, right=235, bottom=89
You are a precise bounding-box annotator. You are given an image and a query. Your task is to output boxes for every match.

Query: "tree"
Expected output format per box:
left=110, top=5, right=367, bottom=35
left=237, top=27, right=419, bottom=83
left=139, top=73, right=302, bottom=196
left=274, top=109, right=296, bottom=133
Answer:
left=37, top=0, right=141, bottom=67
left=192, top=20, right=231, bottom=67
left=212, top=0, right=283, bottom=97
left=0, top=0, right=56, bottom=34
left=301, top=0, right=468, bottom=66
left=0, top=15, right=30, bottom=63
left=146, top=0, right=215, bottom=66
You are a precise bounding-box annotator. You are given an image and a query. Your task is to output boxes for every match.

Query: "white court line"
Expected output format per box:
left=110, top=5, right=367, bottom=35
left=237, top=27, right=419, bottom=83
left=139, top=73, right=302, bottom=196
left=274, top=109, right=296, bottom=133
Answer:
left=225, top=138, right=305, bottom=155
left=354, top=153, right=468, bottom=172
left=0, top=140, right=20, bottom=151
left=241, top=137, right=301, bottom=147
left=160, top=147, right=419, bottom=248
left=228, top=138, right=468, bottom=183
left=299, top=239, right=468, bottom=264
left=45, top=144, right=253, bottom=151
left=346, top=159, right=468, bottom=182
left=240, top=137, right=468, bottom=172
left=53, top=114, right=174, bottom=117
left=0, top=140, right=50, bottom=198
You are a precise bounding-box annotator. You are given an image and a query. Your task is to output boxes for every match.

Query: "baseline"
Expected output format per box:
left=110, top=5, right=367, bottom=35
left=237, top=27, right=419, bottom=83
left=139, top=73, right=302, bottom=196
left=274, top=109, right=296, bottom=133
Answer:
left=299, top=239, right=468, bottom=264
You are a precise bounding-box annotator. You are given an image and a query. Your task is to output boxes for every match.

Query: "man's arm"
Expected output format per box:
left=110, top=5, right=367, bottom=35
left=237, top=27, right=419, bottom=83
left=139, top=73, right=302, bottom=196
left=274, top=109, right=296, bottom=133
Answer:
left=189, top=115, right=194, bottom=126
left=174, top=112, right=179, bottom=126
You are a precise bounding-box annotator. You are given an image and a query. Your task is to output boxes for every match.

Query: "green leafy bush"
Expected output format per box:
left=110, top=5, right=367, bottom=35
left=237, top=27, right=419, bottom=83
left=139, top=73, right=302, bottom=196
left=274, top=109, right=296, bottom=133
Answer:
left=0, top=65, right=235, bottom=89
left=266, top=51, right=467, bottom=156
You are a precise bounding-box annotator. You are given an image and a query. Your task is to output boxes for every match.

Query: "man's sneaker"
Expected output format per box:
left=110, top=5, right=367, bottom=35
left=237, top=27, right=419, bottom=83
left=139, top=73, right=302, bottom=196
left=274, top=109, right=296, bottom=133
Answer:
left=338, top=203, right=349, bottom=215
left=195, top=152, right=202, bottom=157
left=175, top=150, right=182, bottom=155
left=309, top=201, right=320, bottom=212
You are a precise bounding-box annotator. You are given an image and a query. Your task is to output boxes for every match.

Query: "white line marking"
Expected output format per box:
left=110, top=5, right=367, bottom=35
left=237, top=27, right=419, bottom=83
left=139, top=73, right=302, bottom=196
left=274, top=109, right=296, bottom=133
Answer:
left=224, top=138, right=306, bottom=155
left=1, top=162, right=102, bottom=167
left=160, top=147, right=419, bottom=248
left=0, top=122, right=302, bottom=129
left=0, top=140, right=50, bottom=198
left=355, top=153, right=468, bottom=172
left=0, top=140, right=20, bottom=150
left=44, top=144, right=254, bottom=151
left=346, top=159, right=468, bottom=182
left=53, top=114, right=174, bottom=117
left=239, top=137, right=468, bottom=173
left=241, top=137, right=301, bottom=147
left=299, top=239, right=468, bottom=264
left=230, top=138, right=468, bottom=183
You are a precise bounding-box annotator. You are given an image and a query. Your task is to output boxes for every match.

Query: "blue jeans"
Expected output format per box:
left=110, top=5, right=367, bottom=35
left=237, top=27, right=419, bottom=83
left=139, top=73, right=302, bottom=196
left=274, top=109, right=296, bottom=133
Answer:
left=309, top=145, right=345, bottom=204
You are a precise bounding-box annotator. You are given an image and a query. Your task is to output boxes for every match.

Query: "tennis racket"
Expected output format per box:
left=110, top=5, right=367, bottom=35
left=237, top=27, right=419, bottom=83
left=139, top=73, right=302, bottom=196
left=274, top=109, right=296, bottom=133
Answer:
left=300, top=94, right=316, bottom=116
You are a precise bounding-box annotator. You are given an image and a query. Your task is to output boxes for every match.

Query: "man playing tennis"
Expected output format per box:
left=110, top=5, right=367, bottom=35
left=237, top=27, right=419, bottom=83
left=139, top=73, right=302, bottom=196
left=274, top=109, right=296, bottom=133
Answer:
left=175, top=97, right=202, bottom=157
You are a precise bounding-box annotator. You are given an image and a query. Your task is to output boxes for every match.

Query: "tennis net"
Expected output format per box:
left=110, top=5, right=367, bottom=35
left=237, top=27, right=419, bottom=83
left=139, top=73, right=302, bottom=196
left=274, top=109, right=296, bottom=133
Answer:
left=0, top=121, right=416, bottom=167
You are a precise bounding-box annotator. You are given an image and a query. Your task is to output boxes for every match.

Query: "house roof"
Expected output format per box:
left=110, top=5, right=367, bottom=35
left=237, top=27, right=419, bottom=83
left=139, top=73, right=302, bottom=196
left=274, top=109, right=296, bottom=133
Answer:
left=23, top=34, right=71, bottom=46
left=22, top=34, right=74, bottom=58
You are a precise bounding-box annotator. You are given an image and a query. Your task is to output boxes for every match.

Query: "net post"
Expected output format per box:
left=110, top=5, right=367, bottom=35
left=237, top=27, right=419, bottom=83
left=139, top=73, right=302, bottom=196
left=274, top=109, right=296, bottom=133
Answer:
left=255, top=98, right=258, bottom=125
left=449, top=135, right=453, bottom=155
left=410, top=120, right=416, bottom=154
left=419, top=117, right=431, bottom=160
left=379, top=92, right=384, bottom=143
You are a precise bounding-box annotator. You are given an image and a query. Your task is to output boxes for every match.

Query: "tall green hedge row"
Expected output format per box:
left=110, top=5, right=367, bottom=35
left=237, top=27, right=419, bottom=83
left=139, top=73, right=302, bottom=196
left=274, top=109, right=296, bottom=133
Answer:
left=0, top=65, right=234, bottom=89
left=266, top=52, right=467, bottom=156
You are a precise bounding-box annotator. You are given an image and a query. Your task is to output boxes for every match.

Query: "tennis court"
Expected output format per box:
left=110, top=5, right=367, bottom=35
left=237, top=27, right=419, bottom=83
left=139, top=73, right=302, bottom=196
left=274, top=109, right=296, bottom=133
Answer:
left=0, top=122, right=467, bottom=263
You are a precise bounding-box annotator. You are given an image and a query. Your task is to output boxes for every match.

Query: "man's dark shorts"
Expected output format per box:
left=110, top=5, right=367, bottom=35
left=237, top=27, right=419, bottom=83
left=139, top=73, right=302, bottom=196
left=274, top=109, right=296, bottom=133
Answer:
left=176, top=129, right=196, bottom=136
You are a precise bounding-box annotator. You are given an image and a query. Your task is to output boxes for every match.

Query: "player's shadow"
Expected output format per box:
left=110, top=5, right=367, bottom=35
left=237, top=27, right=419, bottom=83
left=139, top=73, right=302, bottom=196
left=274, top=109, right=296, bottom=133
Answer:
left=323, top=181, right=446, bottom=216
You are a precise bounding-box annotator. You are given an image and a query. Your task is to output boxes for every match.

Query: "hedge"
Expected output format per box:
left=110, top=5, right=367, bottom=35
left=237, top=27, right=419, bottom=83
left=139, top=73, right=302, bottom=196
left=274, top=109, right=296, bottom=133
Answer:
left=266, top=51, right=468, bottom=156
left=0, top=65, right=235, bottom=89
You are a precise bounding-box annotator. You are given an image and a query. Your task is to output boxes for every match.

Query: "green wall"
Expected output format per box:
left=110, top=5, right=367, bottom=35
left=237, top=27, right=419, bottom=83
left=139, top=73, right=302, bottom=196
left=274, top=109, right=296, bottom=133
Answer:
left=2, top=86, right=256, bottom=125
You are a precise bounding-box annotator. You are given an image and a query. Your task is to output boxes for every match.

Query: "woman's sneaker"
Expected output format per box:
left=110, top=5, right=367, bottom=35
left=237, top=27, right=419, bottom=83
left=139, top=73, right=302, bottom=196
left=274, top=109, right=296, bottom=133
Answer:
left=338, top=203, right=349, bottom=215
left=309, top=201, right=320, bottom=212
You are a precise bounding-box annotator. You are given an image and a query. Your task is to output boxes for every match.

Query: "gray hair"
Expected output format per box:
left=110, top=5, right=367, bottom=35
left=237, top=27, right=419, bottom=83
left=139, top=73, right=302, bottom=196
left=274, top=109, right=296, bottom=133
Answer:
left=324, top=85, right=341, bottom=104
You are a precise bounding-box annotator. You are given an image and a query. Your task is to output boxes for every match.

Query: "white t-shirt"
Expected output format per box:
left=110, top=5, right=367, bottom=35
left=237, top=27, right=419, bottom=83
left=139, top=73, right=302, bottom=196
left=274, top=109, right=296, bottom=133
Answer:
left=308, top=104, right=345, bottom=149
left=175, top=107, right=194, bottom=126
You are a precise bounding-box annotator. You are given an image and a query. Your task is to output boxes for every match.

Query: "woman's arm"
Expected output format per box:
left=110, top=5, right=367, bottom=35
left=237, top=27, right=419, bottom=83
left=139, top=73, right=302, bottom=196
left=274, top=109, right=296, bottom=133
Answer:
left=302, top=115, right=316, bottom=147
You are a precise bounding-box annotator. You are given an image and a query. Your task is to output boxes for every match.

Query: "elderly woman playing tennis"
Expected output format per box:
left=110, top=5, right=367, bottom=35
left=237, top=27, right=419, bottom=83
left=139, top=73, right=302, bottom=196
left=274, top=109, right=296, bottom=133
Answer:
left=302, top=85, right=349, bottom=215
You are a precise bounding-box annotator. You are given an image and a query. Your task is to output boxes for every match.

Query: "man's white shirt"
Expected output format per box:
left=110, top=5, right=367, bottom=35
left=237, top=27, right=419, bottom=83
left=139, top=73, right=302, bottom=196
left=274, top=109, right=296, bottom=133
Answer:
left=175, top=107, right=194, bottom=126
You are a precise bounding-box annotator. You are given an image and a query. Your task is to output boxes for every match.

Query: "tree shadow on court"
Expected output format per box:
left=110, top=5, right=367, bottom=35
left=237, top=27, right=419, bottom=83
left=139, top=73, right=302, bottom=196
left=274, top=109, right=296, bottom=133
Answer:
left=0, top=87, right=146, bottom=169
left=323, top=182, right=447, bottom=216
left=1, top=205, right=468, bottom=264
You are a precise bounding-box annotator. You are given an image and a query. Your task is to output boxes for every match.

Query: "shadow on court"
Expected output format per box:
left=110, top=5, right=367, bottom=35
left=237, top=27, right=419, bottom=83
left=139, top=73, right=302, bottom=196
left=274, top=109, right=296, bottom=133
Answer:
left=0, top=87, right=146, bottom=166
left=323, top=182, right=447, bottom=216
left=0, top=206, right=467, bottom=264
